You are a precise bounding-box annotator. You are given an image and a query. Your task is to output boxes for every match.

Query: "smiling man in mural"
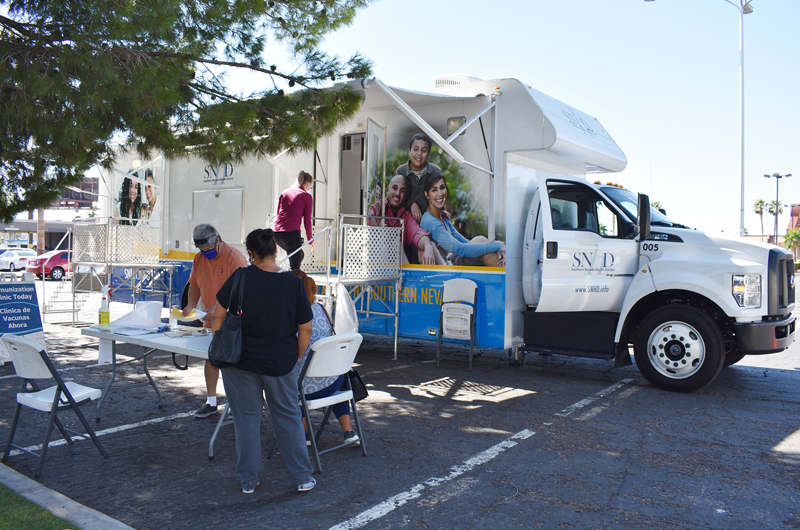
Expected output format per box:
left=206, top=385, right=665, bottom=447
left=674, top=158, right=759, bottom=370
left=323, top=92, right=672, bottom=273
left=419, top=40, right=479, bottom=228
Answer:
left=368, top=174, right=446, bottom=265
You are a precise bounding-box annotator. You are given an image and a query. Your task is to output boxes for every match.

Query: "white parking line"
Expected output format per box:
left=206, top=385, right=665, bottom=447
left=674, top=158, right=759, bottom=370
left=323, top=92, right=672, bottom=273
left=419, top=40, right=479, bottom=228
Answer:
left=328, top=429, right=535, bottom=530
left=3, top=412, right=194, bottom=458
left=328, top=379, right=635, bottom=529
left=554, top=379, right=633, bottom=417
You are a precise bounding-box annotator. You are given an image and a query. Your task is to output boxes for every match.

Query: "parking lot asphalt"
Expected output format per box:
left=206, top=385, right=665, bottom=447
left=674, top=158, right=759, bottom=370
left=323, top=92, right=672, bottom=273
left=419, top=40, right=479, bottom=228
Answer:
left=2, top=291, right=800, bottom=530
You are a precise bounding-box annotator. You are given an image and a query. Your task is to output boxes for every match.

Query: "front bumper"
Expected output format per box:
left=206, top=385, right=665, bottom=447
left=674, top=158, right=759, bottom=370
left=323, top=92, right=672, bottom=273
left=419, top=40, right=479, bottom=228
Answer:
left=734, top=314, right=796, bottom=354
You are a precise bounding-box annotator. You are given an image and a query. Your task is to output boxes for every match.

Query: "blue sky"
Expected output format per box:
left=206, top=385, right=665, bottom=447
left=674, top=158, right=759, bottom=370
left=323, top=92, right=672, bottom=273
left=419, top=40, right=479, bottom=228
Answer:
left=319, top=0, right=800, bottom=237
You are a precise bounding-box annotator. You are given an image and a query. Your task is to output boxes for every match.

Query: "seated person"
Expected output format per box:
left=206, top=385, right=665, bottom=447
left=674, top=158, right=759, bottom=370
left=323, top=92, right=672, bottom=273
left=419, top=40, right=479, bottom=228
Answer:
left=394, top=133, right=442, bottom=222
left=291, top=270, right=359, bottom=446
left=420, top=172, right=505, bottom=267
left=368, top=174, right=446, bottom=265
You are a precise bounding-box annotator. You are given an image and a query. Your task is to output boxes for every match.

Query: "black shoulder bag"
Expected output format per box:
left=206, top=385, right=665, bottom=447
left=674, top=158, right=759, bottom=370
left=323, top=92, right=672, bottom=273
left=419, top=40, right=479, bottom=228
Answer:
left=323, top=304, right=369, bottom=402
left=208, top=268, right=246, bottom=369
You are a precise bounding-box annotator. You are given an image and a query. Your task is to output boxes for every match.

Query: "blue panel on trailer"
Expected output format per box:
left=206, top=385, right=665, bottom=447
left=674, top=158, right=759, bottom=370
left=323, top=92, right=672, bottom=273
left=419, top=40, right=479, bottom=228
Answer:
left=353, top=267, right=506, bottom=349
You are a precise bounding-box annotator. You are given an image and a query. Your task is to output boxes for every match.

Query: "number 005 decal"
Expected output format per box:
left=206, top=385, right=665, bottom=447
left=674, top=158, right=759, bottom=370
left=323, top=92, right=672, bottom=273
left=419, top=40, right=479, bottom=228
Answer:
left=642, top=243, right=659, bottom=252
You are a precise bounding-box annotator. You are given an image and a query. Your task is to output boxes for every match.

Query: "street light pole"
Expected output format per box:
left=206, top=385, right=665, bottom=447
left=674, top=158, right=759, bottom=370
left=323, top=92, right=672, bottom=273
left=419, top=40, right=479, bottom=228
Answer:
left=764, top=173, right=792, bottom=242
left=644, top=0, right=752, bottom=237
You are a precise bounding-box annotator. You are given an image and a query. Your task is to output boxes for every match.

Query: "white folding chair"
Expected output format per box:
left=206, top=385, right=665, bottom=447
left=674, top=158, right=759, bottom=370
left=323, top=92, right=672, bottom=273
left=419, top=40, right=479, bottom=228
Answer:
left=268, top=333, right=366, bottom=473
left=436, top=278, right=478, bottom=371
left=1, top=334, right=107, bottom=476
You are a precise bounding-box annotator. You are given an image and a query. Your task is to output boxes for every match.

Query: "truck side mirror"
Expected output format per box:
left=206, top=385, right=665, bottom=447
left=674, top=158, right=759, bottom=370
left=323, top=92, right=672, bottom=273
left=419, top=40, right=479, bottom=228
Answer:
left=637, top=193, right=651, bottom=243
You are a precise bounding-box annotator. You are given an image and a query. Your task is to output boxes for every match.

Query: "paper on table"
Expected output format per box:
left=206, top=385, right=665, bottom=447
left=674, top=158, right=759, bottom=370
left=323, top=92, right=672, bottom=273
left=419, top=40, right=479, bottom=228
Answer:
left=112, top=327, right=161, bottom=336
left=170, top=306, right=206, bottom=321
left=111, top=301, right=163, bottom=329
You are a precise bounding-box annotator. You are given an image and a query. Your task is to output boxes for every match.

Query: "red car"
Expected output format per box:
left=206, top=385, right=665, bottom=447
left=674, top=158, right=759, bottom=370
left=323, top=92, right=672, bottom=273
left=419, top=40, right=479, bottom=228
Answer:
left=26, top=250, right=73, bottom=280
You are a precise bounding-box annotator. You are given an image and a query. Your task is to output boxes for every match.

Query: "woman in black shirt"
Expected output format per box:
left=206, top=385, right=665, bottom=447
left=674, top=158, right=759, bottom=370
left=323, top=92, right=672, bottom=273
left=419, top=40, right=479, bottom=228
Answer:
left=212, top=228, right=316, bottom=494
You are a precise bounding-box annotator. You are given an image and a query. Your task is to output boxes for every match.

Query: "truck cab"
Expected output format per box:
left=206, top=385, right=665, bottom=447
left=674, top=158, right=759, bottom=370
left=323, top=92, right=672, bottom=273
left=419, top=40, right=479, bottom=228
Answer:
left=522, top=174, right=796, bottom=392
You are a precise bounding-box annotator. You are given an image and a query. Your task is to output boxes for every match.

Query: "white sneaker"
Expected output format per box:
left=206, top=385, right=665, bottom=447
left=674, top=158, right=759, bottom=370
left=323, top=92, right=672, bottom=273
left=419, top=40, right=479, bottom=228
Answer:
left=297, top=477, right=316, bottom=492
left=243, top=481, right=259, bottom=494
left=343, top=431, right=360, bottom=445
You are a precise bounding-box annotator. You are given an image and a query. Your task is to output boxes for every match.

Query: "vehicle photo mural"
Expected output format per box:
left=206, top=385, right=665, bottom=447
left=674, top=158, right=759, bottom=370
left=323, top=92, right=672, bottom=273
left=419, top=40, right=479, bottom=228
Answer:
left=366, top=131, right=505, bottom=269
left=114, top=163, right=162, bottom=226
left=358, top=124, right=507, bottom=348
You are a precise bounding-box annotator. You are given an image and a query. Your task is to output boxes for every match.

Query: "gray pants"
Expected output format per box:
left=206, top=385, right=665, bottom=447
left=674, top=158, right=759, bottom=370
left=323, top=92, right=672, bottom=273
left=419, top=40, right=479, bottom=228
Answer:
left=221, top=363, right=313, bottom=490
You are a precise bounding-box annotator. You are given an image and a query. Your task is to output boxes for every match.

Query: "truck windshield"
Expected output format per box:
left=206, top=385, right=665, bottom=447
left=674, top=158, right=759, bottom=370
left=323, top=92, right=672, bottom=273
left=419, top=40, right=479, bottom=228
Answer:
left=601, top=187, right=690, bottom=229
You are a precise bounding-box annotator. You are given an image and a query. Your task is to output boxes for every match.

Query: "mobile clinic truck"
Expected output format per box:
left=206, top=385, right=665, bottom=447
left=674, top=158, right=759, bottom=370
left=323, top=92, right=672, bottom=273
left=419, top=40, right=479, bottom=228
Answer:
left=103, top=74, right=795, bottom=392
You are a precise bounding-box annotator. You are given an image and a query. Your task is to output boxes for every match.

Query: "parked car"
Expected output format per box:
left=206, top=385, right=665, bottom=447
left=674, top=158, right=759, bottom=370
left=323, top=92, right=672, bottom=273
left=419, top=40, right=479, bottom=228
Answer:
left=26, top=250, right=73, bottom=280
left=0, top=249, right=37, bottom=272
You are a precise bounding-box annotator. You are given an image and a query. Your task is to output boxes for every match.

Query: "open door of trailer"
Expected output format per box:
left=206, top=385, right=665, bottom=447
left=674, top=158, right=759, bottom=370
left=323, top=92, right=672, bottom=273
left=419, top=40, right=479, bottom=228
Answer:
left=339, top=119, right=385, bottom=219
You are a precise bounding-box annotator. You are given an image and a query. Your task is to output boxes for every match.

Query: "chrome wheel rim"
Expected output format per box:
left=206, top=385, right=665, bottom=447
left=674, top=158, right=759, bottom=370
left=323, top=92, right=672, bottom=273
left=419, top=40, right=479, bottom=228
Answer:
left=647, top=320, right=706, bottom=379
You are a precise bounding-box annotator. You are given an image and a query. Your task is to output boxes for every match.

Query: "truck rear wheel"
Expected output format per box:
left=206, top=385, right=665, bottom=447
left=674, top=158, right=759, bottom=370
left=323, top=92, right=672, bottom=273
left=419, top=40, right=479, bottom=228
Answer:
left=633, top=306, right=725, bottom=392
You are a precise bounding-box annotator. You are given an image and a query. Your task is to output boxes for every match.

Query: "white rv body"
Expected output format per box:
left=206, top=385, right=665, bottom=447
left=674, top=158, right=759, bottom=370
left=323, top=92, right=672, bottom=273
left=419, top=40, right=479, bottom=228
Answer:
left=100, top=75, right=793, bottom=392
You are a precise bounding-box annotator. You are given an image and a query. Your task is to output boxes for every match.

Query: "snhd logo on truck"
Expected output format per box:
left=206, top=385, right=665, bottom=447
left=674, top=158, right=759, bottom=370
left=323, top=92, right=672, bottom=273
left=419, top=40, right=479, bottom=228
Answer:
left=572, top=252, right=615, bottom=272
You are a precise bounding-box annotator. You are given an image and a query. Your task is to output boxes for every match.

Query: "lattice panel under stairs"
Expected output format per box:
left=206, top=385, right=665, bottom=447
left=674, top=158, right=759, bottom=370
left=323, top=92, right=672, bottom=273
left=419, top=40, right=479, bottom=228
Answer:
left=340, top=224, right=402, bottom=281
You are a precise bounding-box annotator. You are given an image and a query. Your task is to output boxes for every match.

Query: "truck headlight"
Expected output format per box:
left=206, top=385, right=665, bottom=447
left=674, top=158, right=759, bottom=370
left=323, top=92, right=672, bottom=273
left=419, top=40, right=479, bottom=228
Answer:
left=732, top=274, right=761, bottom=308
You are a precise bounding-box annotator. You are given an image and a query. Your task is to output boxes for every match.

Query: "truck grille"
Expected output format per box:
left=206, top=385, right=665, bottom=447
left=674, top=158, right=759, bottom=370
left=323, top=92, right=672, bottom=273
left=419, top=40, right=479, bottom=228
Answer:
left=767, top=249, right=795, bottom=315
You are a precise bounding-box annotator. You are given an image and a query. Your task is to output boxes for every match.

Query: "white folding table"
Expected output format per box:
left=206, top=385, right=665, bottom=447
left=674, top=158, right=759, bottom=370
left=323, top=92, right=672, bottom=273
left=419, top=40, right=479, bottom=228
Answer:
left=81, top=327, right=211, bottom=421
left=81, top=327, right=238, bottom=458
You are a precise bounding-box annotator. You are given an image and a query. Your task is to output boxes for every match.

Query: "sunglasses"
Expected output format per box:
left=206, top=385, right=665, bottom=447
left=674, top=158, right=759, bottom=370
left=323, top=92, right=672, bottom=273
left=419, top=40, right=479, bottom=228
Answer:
left=194, top=236, right=217, bottom=248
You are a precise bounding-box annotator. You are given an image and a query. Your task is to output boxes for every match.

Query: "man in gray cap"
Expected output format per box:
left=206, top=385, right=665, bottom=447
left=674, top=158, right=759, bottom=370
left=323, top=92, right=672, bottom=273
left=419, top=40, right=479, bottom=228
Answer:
left=183, top=224, right=247, bottom=418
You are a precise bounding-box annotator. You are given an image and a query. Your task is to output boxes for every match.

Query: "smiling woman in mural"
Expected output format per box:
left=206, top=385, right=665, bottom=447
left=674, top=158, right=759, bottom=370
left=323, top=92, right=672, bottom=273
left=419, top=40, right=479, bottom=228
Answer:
left=420, top=172, right=505, bottom=267
left=118, top=176, right=141, bottom=225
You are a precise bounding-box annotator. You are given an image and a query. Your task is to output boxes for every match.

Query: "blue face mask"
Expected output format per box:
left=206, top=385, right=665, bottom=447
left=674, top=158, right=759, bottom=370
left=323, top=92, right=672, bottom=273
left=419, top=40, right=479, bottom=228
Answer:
left=200, top=247, right=218, bottom=260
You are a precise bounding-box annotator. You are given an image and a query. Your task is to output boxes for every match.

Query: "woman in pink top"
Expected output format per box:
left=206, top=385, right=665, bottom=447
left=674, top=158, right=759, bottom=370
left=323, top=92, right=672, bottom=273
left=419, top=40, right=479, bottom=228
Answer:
left=273, top=171, right=314, bottom=270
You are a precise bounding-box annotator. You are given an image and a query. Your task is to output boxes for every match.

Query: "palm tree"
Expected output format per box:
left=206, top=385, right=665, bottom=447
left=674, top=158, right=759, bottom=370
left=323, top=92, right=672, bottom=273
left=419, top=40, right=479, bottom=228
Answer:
left=784, top=228, right=800, bottom=261
left=753, top=199, right=766, bottom=241
left=769, top=200, right=784, bottom=241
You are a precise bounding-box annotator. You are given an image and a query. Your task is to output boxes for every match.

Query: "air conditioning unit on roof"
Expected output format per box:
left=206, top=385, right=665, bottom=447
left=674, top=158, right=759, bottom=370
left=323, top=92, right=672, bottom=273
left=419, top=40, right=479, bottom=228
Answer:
left=434, top=74, right=483, bottom=89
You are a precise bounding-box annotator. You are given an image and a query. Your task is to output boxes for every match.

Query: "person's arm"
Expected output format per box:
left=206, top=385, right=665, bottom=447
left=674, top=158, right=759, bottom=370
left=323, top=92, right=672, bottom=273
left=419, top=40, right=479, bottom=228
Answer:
left=211, top=303, right=227, bottom=334
left=303, top=193, right=313, bottom=240
left=402, top=211, right=429, bottom=247
left=410, top=202, right=422, bottom=222
left=297, top=320, right=312, bottom=362
left=417, top=235, right=438, bottom=265
left=183, top=283, right=200, bottom=315
left=423, top=215, right=501, bottom=259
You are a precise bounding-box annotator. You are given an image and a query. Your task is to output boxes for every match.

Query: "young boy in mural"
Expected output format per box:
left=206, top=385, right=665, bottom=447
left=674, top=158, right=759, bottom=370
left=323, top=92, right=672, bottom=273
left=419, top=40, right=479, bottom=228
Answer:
left=394, top=133, right=442, bottom=222
left=368, top=174, right=447, bottom=265
left=420, top=171, right=505, bottom=267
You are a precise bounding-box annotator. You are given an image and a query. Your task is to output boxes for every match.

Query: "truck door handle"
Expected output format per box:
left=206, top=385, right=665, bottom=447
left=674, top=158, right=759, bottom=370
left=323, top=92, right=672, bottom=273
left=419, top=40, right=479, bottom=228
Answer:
left=546, top=241, right=558, bottom=259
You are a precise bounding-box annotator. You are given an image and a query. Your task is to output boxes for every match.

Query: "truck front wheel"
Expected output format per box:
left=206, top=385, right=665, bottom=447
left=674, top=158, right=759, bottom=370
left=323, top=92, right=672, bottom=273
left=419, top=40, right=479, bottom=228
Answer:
left=633, top=306, right=725, bottom=392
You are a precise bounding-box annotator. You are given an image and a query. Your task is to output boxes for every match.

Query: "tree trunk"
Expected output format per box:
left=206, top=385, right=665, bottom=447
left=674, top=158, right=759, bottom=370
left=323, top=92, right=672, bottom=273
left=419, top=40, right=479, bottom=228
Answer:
left=37, top=208, right=45, bottom=254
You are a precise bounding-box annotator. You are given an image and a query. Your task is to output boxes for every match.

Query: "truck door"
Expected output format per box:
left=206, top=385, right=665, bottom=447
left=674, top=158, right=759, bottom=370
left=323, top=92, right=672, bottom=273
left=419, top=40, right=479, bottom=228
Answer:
left=536, top=175, right=638, bottom=312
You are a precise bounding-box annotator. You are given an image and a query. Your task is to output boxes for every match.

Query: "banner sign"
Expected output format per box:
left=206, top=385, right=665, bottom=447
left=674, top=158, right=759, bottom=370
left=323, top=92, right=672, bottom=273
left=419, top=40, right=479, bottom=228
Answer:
left=0, top=282, right=44, bottom=363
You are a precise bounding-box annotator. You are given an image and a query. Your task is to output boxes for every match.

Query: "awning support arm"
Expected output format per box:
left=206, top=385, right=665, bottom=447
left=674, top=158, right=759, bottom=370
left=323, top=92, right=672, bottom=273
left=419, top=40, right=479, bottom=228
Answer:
left=364, top=78, right=494, bottom=177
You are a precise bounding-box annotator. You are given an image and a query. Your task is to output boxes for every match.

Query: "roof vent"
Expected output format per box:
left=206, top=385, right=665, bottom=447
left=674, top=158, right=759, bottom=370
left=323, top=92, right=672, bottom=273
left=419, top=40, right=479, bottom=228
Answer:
left=434, top=74, right=483, bottom=89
